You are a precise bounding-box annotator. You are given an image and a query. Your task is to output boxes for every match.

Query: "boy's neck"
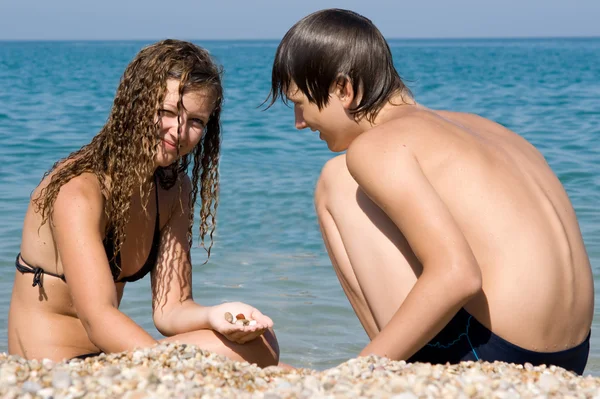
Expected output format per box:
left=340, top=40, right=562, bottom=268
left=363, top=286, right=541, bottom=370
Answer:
left=355, top=90, right=419, bottom=132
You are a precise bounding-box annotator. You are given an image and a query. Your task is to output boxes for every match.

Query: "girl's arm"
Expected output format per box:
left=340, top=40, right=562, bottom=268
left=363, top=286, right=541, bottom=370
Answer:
left=151, top=175, right=272, bottom=344
left=53, top=174, right=158, bottom=353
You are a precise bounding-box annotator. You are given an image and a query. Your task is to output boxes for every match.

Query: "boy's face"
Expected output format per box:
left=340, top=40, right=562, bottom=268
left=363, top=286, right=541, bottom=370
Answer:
left=285, top=82, right=359, bottom=152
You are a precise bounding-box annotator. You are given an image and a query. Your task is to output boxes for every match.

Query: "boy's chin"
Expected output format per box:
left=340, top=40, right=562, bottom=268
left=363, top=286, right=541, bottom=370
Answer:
left=326, top=140, right=349, bottom=153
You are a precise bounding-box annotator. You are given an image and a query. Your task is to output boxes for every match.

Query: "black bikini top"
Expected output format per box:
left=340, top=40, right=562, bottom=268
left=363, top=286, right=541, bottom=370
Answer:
left=104, top=181, right=161, bottom=283
left=15, top=181, right=161, bottom=287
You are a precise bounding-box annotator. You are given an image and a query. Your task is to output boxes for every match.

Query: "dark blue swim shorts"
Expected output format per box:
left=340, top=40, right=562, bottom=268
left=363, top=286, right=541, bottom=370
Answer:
left=408, top=308, right=590, bottom=375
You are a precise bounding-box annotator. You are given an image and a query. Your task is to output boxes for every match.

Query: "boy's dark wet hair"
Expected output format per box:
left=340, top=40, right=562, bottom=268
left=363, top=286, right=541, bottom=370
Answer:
left=267, top=8, right=412, bottom=123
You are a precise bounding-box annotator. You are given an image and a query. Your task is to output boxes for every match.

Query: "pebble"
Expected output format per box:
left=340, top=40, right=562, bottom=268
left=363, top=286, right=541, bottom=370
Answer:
left=1, top=344, right=600, bottom=398
left=52, top=370, right=71, bottom=389
left=21, top=381, right=41, bottom=393
left=225, top=312, right=257, bottom=327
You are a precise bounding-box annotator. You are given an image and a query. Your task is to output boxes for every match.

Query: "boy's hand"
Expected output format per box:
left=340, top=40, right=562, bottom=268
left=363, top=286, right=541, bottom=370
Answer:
left=208, top=302, right=273, bottom=344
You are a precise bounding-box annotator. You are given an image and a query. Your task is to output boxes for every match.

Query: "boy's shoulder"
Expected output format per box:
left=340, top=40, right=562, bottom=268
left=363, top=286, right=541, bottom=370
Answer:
left=354, top=109, right=435, bottom=149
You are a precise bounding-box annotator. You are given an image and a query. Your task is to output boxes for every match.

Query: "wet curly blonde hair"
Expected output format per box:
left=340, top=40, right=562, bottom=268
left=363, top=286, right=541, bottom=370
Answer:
left=33, top=39, right=223, bottom=266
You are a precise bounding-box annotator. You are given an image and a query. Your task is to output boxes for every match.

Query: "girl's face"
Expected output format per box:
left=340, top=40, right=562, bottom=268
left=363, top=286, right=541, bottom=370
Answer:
left=155, top=79, right=216, bottom=168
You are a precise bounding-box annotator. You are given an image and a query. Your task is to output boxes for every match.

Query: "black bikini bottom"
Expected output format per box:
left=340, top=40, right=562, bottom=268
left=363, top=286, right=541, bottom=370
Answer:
left=73, top=352, right=103, bottom=360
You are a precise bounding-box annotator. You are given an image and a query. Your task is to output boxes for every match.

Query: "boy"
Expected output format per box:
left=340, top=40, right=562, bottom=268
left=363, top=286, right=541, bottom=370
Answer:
left=266, top=9, right=593, bottom=374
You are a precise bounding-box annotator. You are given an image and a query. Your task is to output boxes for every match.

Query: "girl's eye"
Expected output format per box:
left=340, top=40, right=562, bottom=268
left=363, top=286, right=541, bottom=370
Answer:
left=191, top=118, right=206, bottom=128
left=158, top=108, right=176, bottom=117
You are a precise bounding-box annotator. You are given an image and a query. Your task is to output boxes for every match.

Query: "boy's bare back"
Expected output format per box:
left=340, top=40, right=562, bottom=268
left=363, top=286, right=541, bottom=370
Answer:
left=318, top=105, right=593, bottom=352
left=269, top=8, right=593, bottom=374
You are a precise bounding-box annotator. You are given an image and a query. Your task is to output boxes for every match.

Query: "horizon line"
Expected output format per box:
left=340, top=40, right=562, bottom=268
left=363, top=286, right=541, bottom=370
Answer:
left=1, top=35, right=599, bottom=42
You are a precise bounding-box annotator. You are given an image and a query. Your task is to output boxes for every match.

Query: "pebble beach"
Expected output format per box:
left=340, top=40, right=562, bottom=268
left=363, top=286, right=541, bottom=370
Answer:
left=1, top=343, right=599, bottom=398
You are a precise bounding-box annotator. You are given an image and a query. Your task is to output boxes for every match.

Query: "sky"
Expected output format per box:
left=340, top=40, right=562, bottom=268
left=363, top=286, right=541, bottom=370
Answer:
left=1, top=0, right=599, bottom=40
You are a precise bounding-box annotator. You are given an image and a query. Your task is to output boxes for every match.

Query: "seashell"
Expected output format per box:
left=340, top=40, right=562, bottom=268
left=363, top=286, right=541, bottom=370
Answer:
left=235, top=319, right=245, bottom=326
left=242, top=319, right=250, bottom=326
left=248, top=320, right=257, bottom=326
left=235, top=313, right=245, bottom=320
left=224, top=312, right=233, bottom=323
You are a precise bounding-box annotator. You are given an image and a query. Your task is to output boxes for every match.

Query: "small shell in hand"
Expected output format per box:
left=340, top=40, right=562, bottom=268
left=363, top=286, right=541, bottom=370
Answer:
left=225, top=312, right=256, bottom=326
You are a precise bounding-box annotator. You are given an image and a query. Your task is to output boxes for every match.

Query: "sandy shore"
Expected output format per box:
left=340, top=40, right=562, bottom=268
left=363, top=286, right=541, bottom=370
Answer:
left=1, top=343, right=599, bottom=398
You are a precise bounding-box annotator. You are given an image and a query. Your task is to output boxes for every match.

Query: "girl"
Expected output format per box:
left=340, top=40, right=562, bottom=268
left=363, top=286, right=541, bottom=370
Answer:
left=9, top=39, right=279, bottom=367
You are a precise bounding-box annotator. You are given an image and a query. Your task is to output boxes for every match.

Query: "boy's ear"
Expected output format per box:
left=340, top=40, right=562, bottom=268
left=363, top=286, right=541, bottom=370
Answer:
left=334, top=75, right=355, bottom=109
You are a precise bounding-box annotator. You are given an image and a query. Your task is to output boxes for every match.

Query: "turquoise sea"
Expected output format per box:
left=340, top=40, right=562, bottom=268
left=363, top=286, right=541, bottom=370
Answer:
left=0, top=38, right=599, bottom=374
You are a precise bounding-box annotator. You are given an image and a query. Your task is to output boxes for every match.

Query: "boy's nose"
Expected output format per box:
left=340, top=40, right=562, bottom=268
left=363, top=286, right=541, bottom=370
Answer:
left=295, top=119, right=307, bottom=130
left=294, top=107, right=306, bottom=130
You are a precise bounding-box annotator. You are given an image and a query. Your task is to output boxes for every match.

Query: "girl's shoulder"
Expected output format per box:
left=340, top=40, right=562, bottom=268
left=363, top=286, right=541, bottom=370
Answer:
left=56, top=172, right=104, bottom=200
left=156, top=172, right=193, bottom=223
left=156, top=172, right=193, bottom=199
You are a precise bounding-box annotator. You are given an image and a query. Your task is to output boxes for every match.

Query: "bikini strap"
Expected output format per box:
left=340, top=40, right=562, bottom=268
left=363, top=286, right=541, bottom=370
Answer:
left=15, top=253, right=66, bottom=287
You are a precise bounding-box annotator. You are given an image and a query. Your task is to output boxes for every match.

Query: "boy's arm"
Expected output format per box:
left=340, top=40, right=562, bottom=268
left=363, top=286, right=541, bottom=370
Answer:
left=345, top=127, right=482, bottom=361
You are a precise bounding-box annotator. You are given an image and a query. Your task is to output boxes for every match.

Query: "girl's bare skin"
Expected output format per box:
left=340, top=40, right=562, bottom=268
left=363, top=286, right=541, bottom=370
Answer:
left=9, top=41, right=279, bottom=367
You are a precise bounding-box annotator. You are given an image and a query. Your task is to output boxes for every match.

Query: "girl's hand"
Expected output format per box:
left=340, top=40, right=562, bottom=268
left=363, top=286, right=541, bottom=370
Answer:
left=208, top=302, right=274, bottom=344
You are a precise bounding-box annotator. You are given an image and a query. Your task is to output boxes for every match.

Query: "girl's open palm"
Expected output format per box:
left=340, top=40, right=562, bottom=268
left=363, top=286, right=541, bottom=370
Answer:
left=209, top=302, right=273, bottom=344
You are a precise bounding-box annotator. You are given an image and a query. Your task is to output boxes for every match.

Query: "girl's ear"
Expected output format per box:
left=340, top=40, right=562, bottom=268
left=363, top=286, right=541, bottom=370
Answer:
left=334, top=75, right=355, bottom=109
